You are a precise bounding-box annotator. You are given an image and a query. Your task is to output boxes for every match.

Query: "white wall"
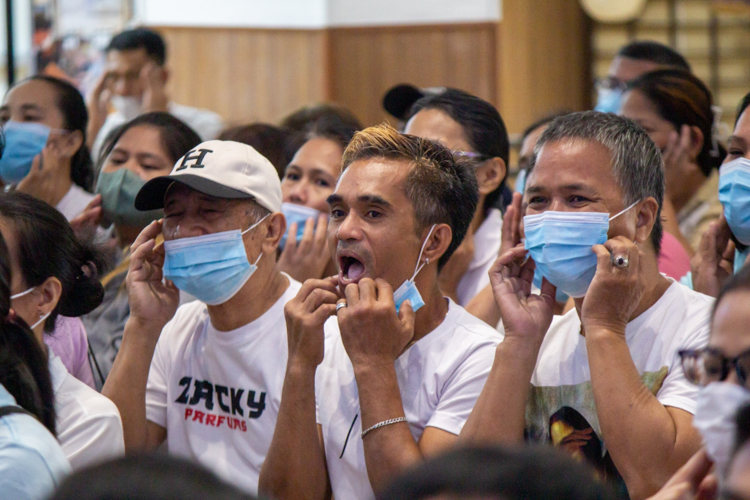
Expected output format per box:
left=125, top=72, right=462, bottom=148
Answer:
left=133, top=0, right=501, bottom=28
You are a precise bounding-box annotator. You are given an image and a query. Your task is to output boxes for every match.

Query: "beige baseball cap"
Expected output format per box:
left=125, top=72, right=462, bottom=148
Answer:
left=135, top=140, right=282, bottom=213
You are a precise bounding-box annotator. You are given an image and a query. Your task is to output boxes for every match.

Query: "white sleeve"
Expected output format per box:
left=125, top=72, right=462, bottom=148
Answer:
left=656, top=309, right=711, bottom=414
left=61, top=396, right=125, bottom=470
left=145, top=324, right=173, bottom=428
left=425, top=339, right=497, bottom=435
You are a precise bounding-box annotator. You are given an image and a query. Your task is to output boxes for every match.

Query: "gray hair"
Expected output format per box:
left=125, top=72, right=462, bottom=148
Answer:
left=531, top=111, right=665, bottom=253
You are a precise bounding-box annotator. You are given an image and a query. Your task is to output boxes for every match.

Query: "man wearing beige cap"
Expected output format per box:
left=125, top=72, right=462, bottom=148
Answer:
left=102, top=140, right=299, bottom=495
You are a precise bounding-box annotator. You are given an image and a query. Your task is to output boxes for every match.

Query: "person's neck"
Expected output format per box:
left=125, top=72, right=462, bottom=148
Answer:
left=469, top=199, right=488, bottom=235
left=48, top=169, right=73, bottom=208
left=207, top=264, right=289, bottom=332
left=405, top=278, right=449, bottom=349
left=574, top=246, right=671, bottom=329
left=670, top=166, right=707, bottom=214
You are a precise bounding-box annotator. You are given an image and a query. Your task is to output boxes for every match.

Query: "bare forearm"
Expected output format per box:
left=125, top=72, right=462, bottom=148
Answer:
left=355, top=364, right=423, bottom=493
left=101, top=317, right=162, bottom=451
left=465, top=285, right=502, bottom=327
left=259, top=363, right=329, bottom=500
left=587, top=330, right=699, bottom=499
left=459, top=338, right=538, bottom=444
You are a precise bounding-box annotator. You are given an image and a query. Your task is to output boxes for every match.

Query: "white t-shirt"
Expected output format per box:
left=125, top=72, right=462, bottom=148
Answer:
left=49, top=352, right=125, bottom=470
left=316, top=299, right=503, bottom=500
left=146, top=277, right=301, bottom=495
left=91, top=101, right=225, bottom=161
left=525, top=281, right=712, bottom=487
left=456, top=209, right=502, bottom=306
left=55, top=185, right=96, bottom=222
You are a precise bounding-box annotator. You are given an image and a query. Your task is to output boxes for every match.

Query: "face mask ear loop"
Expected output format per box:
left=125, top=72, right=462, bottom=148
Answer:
left=10, top=287, right=35, bottom=300
left=242, top=214, right=271, bottom=235
left=411, top=224, right=437, bottom=281
left=252, top=252, right=262, bottom=266
left=31, top=311, right=51, bottom=331
left=609, top=200, right=640, bottom=221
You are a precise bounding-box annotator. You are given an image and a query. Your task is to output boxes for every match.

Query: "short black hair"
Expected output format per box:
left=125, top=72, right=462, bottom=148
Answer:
left=379, top=446, right=616, bottom=500
left=106, top=28, right=167, bottom=66
left=49, top=454, right=254, bottom=500
left=280, top=103, right=363, bottom=133
left=0, top=233, right=56, bottom=435
left=219, top=123, right=300, bottom=179
left=409, top=88, right=509, bottom=212
left=342, top=124, right=479, bottom=271
left=617, top=41, right=691, bottom=71
left=0, top=192, right=108, bottom=331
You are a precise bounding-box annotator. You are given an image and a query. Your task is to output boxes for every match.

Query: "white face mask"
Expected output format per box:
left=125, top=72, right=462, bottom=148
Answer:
left=10, top=286, right=51, bottom=330
left=693, top=382, right=750, bottom=479
left=110, top=95, right=143, bottom=121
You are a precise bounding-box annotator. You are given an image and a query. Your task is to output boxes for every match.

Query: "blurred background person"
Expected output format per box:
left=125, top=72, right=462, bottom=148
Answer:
left=87, top=28, right=223, bottom=160
left=0, top=75, right=95, bottom=221
left=218, top=123, right=301, bottom=179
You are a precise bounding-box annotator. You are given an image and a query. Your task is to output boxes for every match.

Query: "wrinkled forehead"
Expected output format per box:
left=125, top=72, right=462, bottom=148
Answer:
left=529, top=138, right=615, bottom=183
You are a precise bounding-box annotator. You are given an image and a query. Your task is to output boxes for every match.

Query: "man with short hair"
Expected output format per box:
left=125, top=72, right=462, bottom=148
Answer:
left=259, top=125, right=503, bottom=500
left=102, top=140, right=297, bottom=495
left=460, top=112, right=711, bottom=499
left=595, top=40, right=691, bottom=113
left=88, top=28, right=224, bottom=159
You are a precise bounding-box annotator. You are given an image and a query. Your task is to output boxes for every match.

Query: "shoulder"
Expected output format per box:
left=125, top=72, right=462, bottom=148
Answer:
left=168, top=103, right=224, bottom=134
left=448, top=303, right=504, bottom=346
left=58, top=373, right=122, bottom=422
left=160, top=301, right=210, bottom=341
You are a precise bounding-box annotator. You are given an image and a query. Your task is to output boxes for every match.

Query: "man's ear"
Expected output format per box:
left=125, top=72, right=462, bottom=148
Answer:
left=476, top=157, right=506, bottom=197
left=261, top=212, right=286, bottom=253
left=37, top=276, right=62, bottom=316
left=635, top=197, right=659, bottom=246
left=421, top=223, right=452, bottom=265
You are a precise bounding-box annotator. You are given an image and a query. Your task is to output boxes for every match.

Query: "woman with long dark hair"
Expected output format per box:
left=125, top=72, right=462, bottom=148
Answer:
left=0, top=75, right=96, bottom=221
left=0, top=231, right=70, bottom=498
left=0, top=191, right=124, bottom=470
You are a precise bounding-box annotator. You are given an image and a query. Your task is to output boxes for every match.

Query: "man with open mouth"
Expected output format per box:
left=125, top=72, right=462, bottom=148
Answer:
left=260, top=124, right=504, bottom=500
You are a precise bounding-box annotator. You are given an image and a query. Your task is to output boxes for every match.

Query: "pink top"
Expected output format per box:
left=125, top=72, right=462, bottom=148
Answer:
left=657, top=231, right=692, bottom=280
left=43, top=316, right=96, bottom=389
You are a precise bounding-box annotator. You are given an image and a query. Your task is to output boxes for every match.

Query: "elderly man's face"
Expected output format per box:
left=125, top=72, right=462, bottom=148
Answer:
left=523, top=139, right=639, bottom=242
left=327, top=158, right=426, bottom=294
left=161, top=183, right=267, bottom=255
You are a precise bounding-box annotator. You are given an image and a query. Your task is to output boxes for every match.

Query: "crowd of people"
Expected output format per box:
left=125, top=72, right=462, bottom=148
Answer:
left=0, top=26, right=749, bottom=500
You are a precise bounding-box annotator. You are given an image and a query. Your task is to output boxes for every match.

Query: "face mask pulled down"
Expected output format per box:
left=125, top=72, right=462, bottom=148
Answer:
left=392, top=224, right=436, bottom=314
left=163, top=216, right=268, bottom=306
left=523, top=202, right=638, bottom=298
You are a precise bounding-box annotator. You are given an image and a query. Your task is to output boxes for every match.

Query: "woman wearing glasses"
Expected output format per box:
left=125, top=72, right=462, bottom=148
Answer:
left=657, top=266, right=750, bottom=500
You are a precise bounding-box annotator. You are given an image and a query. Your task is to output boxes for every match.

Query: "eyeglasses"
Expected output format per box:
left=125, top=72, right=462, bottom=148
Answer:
left=679, top=346, right=750, bottom=388
left=594, top=76, right=628, bottom=93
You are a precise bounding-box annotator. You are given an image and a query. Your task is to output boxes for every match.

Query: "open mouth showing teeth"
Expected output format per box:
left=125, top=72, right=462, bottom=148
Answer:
left=340, top=255, right=366, bottom=282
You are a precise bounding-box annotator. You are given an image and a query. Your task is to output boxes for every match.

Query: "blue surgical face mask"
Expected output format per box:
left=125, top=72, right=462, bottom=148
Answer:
left=0, top=121, right=52, bottom=184
left=531, top=268, right=569, bottom=304
left=523, top=201, right=638, bottom=298
left=280, top=202, right=323, bottom=250
left=163, top=215, right=269, bottom=306
left=594, top=87, right=623, bottom=114
left=515, top=169, right=527, bottom=194
left=718, top=157, right=750, bottom=246
left=393, top=224, right=436, bottom=314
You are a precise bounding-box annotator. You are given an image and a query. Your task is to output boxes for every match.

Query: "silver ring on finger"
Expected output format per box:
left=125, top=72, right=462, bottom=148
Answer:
left=336, top=301, right=347, bottom=313
left=612, top=254, right=629, bottom=269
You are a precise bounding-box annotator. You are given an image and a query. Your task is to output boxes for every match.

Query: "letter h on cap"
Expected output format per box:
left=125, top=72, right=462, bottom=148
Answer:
left=176, top=148, right=214, bottom=171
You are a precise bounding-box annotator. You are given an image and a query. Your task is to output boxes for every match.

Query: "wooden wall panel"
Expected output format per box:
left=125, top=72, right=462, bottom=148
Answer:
left=155, top=27, right=328, bottom=125
left=327, top=24, right=498, bottom=127
left=499, top=0, right=591, bottom=134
